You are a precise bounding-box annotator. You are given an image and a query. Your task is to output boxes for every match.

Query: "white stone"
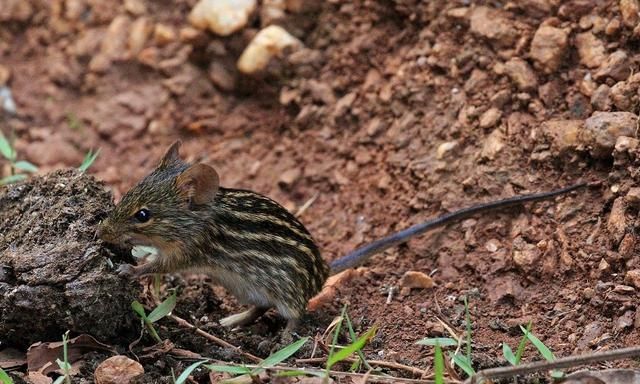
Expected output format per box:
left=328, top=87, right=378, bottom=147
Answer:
left=237, top=25, right=302, bottom=74
left=436, top=141, right=458, bottom=159
left=188, top=0, right=256, bottom=36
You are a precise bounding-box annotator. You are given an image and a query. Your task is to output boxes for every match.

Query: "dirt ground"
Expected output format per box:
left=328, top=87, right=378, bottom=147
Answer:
left=2, top=0, right=640, bottom=382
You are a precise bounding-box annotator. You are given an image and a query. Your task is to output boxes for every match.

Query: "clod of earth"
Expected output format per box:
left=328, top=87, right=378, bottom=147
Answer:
left=0, top=170, right=140, bottom=348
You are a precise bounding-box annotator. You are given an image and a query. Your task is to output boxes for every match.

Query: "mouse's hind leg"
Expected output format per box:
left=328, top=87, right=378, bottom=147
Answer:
left=219, top=306, right=267, bottom=328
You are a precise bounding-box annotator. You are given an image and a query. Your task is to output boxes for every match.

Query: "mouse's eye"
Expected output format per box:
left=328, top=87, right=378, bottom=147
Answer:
left=133, top=208, right=151, bottom=223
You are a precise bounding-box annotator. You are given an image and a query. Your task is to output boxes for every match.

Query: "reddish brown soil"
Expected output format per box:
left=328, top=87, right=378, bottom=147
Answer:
left=2, top=0, right=640, bottom=382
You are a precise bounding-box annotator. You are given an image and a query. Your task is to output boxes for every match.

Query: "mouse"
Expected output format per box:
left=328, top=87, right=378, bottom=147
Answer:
left=97, top=141, right=586, bottom=334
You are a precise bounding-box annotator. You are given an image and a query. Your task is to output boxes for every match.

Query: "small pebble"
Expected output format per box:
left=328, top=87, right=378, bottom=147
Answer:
left=154, top=23, right=177, bottom=46
left=128, top=17, right=152, bottom=56
left=188, top=0, right=257, bottom=36
left=237, top=25, right=302, bottom=74
left=399, top=271, right=435, bottom=289
left=469, top=6, right=516, bottom=46
left=594, top=50, right=630, bottom=81
left=617, top=310, right=634, bottom=330
left=607, top=197, right=627, bottom=243
left=575, top=32, right=606, bottom=68
left=479, top=107, right=502, bottom=129
left=278, top=167, right=302, bottom=188
left=529, top=25, right=569, bottom=73
left=584, top=111, right=638, bottom=158
left=485, top=239, right=500, bottom=252
left=583, top=287, right=595, bottom=299
left=436, top=141, right=457, bottom=159
left=620, top=0, right=640, bottom=27
left=626, top=188, right=640, bottom=206
left=504, top=58, right=537, bottom=91
left=480, top=129, right=505, bottom=160
left=124, top=0, right=146, bottom=15
left=0, top=86, right=17, bottom=114
left=0, top=65, right=10, bottom=86
left=625, top=269, right=640, bottom=289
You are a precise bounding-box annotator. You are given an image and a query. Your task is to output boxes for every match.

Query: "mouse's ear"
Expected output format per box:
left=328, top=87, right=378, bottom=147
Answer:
left=159, top=140, right=182, bottom=168
left=176, top=163, right=220, bottom=206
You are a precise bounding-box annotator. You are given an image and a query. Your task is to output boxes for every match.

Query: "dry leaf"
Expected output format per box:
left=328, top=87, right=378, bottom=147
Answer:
left=26, top=371, right=53, bottom=384
left=27, top=334, right=116, bottom=375
left=94, top=355, right=144, bottom=384
left=170, top=348, right=203, bottom=359
left=0, top=347, right=26, bottom=369
left=307, top=268, right=362, bottom=311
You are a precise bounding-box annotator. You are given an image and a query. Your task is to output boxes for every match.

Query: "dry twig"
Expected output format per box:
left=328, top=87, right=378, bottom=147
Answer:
left=228, top=364, right=444, bottom=384
left=295, top=192, right=319, bottom=217
left=296, top=357, right=430, bottom=377
left=467, top=346, right=640, bottom=383
left=170, top=314, right=262, bottom=363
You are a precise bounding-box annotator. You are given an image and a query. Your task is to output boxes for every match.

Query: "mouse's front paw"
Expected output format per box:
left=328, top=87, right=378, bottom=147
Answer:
left=116, top=263, right=135, bottom=277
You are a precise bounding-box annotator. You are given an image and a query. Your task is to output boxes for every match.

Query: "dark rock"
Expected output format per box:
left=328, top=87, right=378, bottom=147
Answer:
left=0, top=170, right=139, bottom=348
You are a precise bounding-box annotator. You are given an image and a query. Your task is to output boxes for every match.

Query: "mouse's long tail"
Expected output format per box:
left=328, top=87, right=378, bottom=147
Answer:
left=328, top=182, right=587, bottom=274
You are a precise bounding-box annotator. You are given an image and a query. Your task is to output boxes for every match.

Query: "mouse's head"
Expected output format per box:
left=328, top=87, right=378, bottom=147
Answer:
left=98, top=141, right=220, bottom=250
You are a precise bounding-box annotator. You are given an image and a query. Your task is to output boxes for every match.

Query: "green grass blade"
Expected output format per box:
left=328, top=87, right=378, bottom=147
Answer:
left=131, top=301, right=161, bottom=342
left=131, top=300, right=148, bottom=320
left=275, top=369, right=325, bottom=378
left=78, top=149, right=100, bottom=172
left=175, top=361, right=206, bottom=384
left=13, top=160, right=38, bottom=173
left=0, top=133, right=14, bottom=161
left=450, top=353, right=475, bottom=377
left=147, top=292, right=176, bottom=323
left=434, top=344, right=444, bottom=384
left=345, top=310, right=372, bottom=372
left=502, top=343, right=516, bottom=365
left=61, top=330, right=71, bottom=384
left=0, top=174, right=27, bottom=185
left=416, top=337, right=458, bottom=347
left=153, top=274, right=162, bottom=299
left=464, top=296, right=472, bottom=362
left=260, top=336, right=309, bottom=368
left=327, top=325, right=377, bottom=368
left=521, top=325, right=555, bottom=362
left=515, top=322, right=531, bottom=364
left=326, top=306, right=346, bottom=375
left=205, top=365, right=252, bottom=375
left=0, top=368, right=14, bottom=384
left=146, top=323, right=162, bottom=343
left=56, top=359, right=71, bottom=371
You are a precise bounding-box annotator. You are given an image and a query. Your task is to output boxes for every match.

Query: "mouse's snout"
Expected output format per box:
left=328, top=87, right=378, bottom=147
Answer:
left=96, top=219, right=115, bottom=243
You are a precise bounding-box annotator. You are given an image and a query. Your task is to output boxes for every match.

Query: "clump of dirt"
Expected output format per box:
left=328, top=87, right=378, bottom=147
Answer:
left=0, top=170, right=140, bottom=348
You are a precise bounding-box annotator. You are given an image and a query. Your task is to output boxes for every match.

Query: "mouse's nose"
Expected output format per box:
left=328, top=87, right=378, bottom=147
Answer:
left=96, top=225, right=105, bottom=239
left=96, top=221, right=111, bottom=241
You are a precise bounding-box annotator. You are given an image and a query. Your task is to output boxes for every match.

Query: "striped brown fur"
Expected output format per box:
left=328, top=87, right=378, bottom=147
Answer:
left=98, top=142, right=329, bottom=328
